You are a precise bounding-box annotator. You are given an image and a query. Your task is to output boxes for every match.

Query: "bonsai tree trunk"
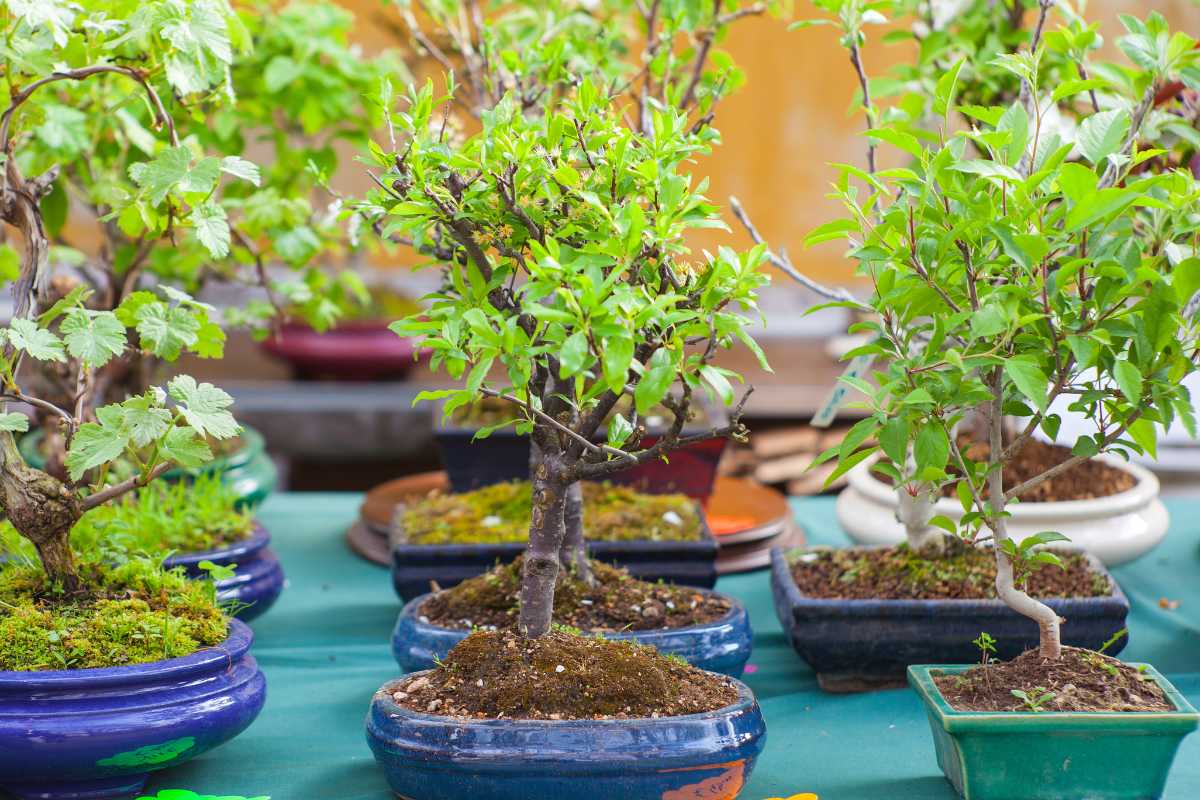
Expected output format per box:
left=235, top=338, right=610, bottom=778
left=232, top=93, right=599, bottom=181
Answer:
left=518, top=436, right=568, bottom=638
left=558, top=481, right=594, bottom=584
left=531, top=438, right=593, bottom=584
left=0, top=431, right=82, bottom=591
left=985, top=386, right=1062, bottom=659
left=896, top=481, right=943, bottom=555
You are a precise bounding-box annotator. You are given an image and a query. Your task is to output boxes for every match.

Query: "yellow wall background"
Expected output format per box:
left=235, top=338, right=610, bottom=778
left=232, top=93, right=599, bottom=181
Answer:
left=337, top=0, right=1200, bottom=285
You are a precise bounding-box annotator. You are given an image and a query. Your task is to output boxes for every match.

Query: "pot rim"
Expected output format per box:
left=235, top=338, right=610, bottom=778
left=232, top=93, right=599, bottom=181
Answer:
left=848, top=452, right=1160, bottom=519
left=399, top=585, right=746, bottom=638
left=373, top=670, right=758, bottom=728
left=0, top=618, right=253, bottom=689
left=769, top=546, right=1130, bottom=614
left=164, top=522, right=270, bottom=567
left=908, top=662, right=1200, bottom=730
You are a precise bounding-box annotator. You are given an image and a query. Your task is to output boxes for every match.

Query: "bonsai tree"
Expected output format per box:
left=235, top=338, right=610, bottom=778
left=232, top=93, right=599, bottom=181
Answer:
left=0, top=1, right=242, bottom=590
left=11, top=0, right=397, bottom=474
left=366, top=73, right=770, bottom=634
left=814, top=13, right=1200, bottom=658
left=365, top=0, right=772, bottom=590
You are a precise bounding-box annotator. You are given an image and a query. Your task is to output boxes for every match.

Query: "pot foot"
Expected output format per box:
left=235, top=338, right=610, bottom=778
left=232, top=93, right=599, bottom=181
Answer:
left=2, top=774, right=149, bottom=800
left=817, top=672, right=908, bottom=693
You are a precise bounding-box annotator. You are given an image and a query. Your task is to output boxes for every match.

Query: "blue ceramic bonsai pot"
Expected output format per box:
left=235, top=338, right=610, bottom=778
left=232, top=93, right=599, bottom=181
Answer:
left=366, top=672, right=767, bottom=800
left=165, top=525, right=285, bottom=622
left=770, top=547, right=1130, bottom=691
left=392, top=516, right=719, bottom=601
left=391, top=588, right=753, bottom=677
left=908, top=663, right=1200, bottom=800
left=0, top=619, right=267, bottom=800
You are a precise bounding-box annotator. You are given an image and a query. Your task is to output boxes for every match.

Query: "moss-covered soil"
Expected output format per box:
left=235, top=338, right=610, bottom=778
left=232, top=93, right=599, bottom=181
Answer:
left=420, top=557, right=730, bottom=632
left=935, top=647, right=1171, bottom=712
left=0, top=559, right=227, bottom=671
left=398, top=481, right=703, bottom=544
left=387, top=629, right=738, bottom=720
left=789, top=541, right=1113, bottom=600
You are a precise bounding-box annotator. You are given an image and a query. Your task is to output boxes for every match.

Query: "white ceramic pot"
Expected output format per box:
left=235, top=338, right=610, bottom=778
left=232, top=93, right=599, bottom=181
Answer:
left=835, top=454, right=1168, bottom=566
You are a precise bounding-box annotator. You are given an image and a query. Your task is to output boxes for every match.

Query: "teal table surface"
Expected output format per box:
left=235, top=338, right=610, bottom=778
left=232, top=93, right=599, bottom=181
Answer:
left=145, top=493, right=1200, bottom=800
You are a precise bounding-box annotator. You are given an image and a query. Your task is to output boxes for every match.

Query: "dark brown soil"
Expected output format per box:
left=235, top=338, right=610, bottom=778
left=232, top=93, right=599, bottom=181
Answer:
left=934, top=647, right=1173, bottom=712
left=419, top=557, right=731, bottom=632
left=789, top=542, right=1113, bottom=600
left=386, top=629, right=739, bottom=720
left=963, top=438, right=1133, bottom=501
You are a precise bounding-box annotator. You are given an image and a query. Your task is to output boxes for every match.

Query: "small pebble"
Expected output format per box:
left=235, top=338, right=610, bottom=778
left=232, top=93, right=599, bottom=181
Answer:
left=555, top=664, right=566, bottom=673
left=481, top=515, right=502, bottom=527
left=408, top=676, right=430, bottom=692
left=662, top=511, right=683, bottom=526
left=427, top=699, right=442, bottom=712
left=476, top=679, right=484, bottom=687
left=392, top=691, right=409, bottom=701
left=548, top=712, right=563, bottom=720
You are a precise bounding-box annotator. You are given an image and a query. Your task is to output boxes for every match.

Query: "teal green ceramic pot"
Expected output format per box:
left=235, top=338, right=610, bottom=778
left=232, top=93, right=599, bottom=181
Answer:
left=20, top=426, right=277, bottom=509
left=908, top=664, right=1199, bottom=800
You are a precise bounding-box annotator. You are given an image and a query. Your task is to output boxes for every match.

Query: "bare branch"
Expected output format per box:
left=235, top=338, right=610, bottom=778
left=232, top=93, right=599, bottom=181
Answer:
left=729, top=196, right=867, bottom=307
left=80, top=461, right=172, bottom=512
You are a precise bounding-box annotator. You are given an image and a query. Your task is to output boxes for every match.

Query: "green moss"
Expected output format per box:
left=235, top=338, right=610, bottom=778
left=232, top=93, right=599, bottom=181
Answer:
left=400, top=481, right=702, bottom=544
left=0, top=474, right=252, bottom=560
left=0, top=559, right=228, bottom=671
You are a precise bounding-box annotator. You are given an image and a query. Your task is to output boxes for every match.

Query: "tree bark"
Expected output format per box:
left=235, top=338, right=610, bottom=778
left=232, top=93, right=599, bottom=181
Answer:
left=518, top=442, right=568, bottom=638
left=558, top=480, right=594, bottom=584
left=0, top=432, right=82, bottom=591
left=985, top=386, right=1062, bottom=659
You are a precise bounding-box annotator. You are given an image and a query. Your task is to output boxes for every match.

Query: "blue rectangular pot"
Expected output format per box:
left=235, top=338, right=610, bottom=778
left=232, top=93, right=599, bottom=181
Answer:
left=769, top=547, right=1130, bottom=691
left=393, top=520, right=718, bottom=601
left=909, top=663, right=1199, bottom=800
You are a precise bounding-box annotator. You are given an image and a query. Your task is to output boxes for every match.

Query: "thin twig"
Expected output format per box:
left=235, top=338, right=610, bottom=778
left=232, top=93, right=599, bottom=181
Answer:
left=80, top=461, right=172, bottom=512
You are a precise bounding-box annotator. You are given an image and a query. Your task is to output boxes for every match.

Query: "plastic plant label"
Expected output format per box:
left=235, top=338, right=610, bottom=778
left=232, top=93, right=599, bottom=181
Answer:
left=810, top=354, right=875, bottom=428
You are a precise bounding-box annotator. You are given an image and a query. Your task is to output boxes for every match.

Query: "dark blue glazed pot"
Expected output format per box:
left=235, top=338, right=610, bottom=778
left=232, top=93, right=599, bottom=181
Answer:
left=0, top=619, right=266, bottom=800
left=366, top=673, right=766, bottom=800
left=165, top=525, right=284, bottom=622
left=392, top=516, right=719, bottom=601
left=770, top=547, right=1130, bottom=692
left=391, top=589, right=753, bottom=677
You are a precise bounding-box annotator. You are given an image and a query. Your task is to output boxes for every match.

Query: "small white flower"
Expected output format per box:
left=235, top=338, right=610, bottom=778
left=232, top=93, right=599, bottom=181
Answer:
left=861, top=9, right=888, bottom=24
left=662, top=511, right=683, bottom=526
left=481, top=515, right=502, bottom=527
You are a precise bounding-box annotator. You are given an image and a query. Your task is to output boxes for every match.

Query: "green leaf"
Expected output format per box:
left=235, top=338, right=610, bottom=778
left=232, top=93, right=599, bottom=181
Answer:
left=699, top=365, right=735, bottom=405
left=1128, top=416, right=1158, bottom=458
left=0, top=413, right=29, bottom=433
left=7, top=318, right=65, bottom=362
left=1077, top=109, right=1131, bottom=165
left=970, top=305, right=1007, bottom=339
left=1018, top=531, right=1072, bottom=551
left=824, top=447, right=874, bottom=489
left=553, top=164, right=581, bottom=187
left=1113, top=358, right=1143, bottom=403
left=159, top=425, right=213, bottom=469
left=1005, top=360, right=1049, bottom=412
left=190, top=203, right=230, bottom=259
left=558, top=331, right=591, bottom=378
left=263, top=55, right=303, bottom=92
left=934, top=58, right=966, bottom=117
left=66, top=418, right=129, bottom=482
left=956, top=480, right=974, bottom=513
left=136, top=303, right=201, bottom=361
left=60, top=309, right=126, bottom=368
left=117, top=393, right=173, bottom=448
left=601, top=333, right=634, bottom=392
left=634, top=348, right=675, bottom=415
left=168, top=376, right=239, bottom=439
left=878, top=417, right=909, bottom=465
left=220, top=157, right=261, bottom=186
left=1065, top=188, right=1137, bottom=230
left=128, top=147, right=220, bottom=205
left=914, top=425, right=949, bottom=471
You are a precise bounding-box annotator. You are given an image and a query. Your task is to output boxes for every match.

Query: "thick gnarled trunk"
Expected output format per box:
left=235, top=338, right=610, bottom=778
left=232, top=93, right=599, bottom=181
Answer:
left=518, top=443, right=568, bottom=638
left=0, top=432, right=82, bottom=591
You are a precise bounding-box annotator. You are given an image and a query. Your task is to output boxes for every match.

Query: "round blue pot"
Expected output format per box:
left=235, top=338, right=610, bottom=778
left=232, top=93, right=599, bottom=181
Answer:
left=366, top=672, right=767, bottom=800
left=0, top=619, right=266, bottom=800
left=165, top=525, right=285, bottom=622
left=392, top=589, right=752, bottom=677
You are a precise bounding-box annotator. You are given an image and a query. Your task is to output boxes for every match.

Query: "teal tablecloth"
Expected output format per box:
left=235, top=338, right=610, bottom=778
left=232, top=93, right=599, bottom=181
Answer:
left=146, top=494, right=1200, bottom=800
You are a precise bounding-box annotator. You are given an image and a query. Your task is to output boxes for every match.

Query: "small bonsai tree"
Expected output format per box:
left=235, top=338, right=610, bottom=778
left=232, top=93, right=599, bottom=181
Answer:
left=814, top=13, right=1200, bottom=658
left=0, top=1, right=241, bottom=591
left=9, top=0, right=397, bottom=473
left=365, top=76, right=770, bottom=636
